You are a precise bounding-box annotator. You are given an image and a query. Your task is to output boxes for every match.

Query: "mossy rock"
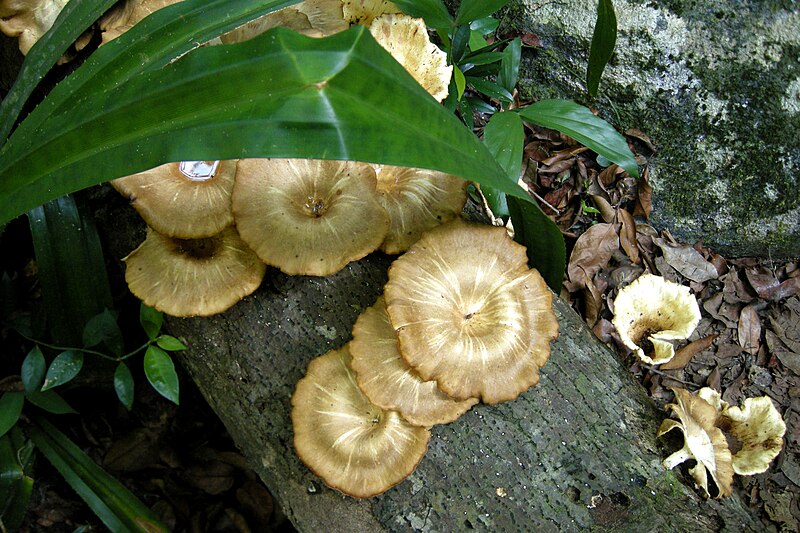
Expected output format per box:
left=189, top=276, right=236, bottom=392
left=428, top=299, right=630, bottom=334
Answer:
left=509, top=0, right=800, bottom=258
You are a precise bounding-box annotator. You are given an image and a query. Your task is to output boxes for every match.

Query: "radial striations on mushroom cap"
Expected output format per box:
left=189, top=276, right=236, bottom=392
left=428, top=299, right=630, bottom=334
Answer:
left=0, top=0, right=68, bottom=55
left=384, top=219, right=559, bottom=404
left=368, top=13, right=452, bottom=102
left=232, top=158, right=389, bottom=276
left=374, top=165, right=468, bottom=255
left=350, top=297, right=478, bottom=427
left=342, top=0, right=399, bottom=25
left=111, top=160, right=236, bottom=239
left=612, top=274, right=702, bottom=365
left=123, top=226, right=266, bottom=317
left=291, top=346, right=431, bottom=498
left=720, top=396, right=786, bottom=476
left=221, top=0, right=347, bottom=42
left=99, top=0, right=181, bottom=44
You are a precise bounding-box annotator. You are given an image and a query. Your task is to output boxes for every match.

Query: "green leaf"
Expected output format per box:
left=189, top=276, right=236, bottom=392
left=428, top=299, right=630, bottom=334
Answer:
left=42, top=351, right=84, bottom=391
left=0, top=25, right=528, bottom=226
left=587, top=0, right=617, bottom=97
left=139, top=304, right=163, bottom=341
left=21, top=346, right=45, bottom=394
left=482, top=112, right=526, bottom=218
left=25, top=390, right=77, bottom=415
left=28, top=416, right=169, bottom=532
left=456, top=0, right=512, bottom=25
left=392, top=0, right=453, bottom=28
left=460, top=51, right=505, bottom=68
left=0, top=0, right=119, bottom=141
left=467, top=29, right=489, bottom=52
left=155, top=335, right=188, bottom=352
left=114, top=363, right=134, bottom=411
left=469, top=17, right=499, bottom=36
left=28, top=195, right=113, bottom=346
left=0, top=393, right=24, bottom=438
left=517, top=99, right=639, bottom=177
left=497, top=37, right=522, bottom=94
left=144, top=346, right=179, bottom=405
left=82, top=309, right=124, bottom=356
left=0, top=430, right=34, bottom=531
left=465, top=76, right=514, bottom=102
left=450, top=24, right=472, bottom=64
left=507, top=197, right=567, bottom=292
left=454, top=66, right=467, bottom=100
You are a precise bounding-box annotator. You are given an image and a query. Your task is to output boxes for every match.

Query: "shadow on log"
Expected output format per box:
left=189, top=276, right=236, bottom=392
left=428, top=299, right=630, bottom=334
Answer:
left=93, top=189, right=762, bottom=532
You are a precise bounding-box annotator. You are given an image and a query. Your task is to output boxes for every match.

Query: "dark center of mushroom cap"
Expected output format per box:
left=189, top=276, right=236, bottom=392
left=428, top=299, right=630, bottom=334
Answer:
left=171, top=235, right=222, bottom=259
left=304, top=195, right=329, bottom=218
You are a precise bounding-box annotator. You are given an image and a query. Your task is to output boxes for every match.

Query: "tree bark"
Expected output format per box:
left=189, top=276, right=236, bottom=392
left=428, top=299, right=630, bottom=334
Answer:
left=91, top=190, right=762, bottom=532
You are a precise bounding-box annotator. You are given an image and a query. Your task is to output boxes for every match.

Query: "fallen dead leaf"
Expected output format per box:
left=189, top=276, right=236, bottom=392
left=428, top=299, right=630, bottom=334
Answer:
left=738, top=304, right=762, bottom=355
left=632, top=167, right=653, bottom=219
left=661, top=334, right=718, bottom=370
left=766, top=330, right=800, bottom=374
left=746, top=266, right=781, bottom=300
left=617, top=208, right=639, bottom=264
left=565, top=222, right=620, bottom=292
left=653, top=238, right=718, bottom=283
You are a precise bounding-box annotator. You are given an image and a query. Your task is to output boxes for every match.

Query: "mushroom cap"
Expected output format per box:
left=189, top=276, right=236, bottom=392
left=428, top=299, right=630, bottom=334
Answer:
left=220, top=0, right=347, bottom=42
left=0, top=0, right=68, bottom=54
left=291, top=346, right=431, bottom=498
left=111, top=160, right=236, bottom=239
left=384, top=219, right=559, bottom=404
left=342, top=0, right=400, bottom=26
left=350, top=297, right=478, bottom=427
left=123, top=226, right=266, bottom=317
left=612, top=274, right=702, bottom=365
left=721, top=396, right=786, bottom=475
left=657, top=388, right=733, bottom=498
left=99, top=0, right=181, bottom=44
left=232, top=158, right=389, bottom=276
left=368, top=13, right=452, bottom=102
left=374, top=165, right=468, bottom=255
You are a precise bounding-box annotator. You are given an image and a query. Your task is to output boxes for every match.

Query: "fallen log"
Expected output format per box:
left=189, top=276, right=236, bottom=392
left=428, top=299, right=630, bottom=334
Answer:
left=91, top=189, right=762, bottom=532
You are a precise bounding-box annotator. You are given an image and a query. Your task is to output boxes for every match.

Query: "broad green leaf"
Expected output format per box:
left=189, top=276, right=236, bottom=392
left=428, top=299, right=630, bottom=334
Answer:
left=392, top=0, right=453, bottom=28
left=156, top=335, right=188, bottom=352
left=0, top=26, right=527, bottom=226
left=28, top=195, right=113, bottom=346
left=469, top=17, right=499, bottom=36
left=468, top=29, right=489, bottom=52
left=517, top=99, right=639, bottom=177
left=450, top=24, right=471, bottom=64
left=498, top=38, right=522, bottom=94
left=25, top=390, right=77, bottom=415
left=458, top=98, right=475, bottom=130
left=460, top=51, right=505, bottom=68
left=454, top=66, right=467, bottom=100
left=21, top=346, right=45, bottom=394
left=0, top=0, right=118, bottom=141
left=144, top=346, right=179, bottom=405
left=28, top=416, right=168, bottom=532
left=456, top=0, right=512, bottom=25
left=42, top=351, right=84, bottom=391
left=482, top=112, right=526, bottom=218
left=466, top=76, right=514, bottom=102
left=0, top=393, right=24, bottom=438
left=114, top=363, right=134, bottom=411
left=587, top=0, right=617, bottom=97
left=139, top=304, right=163, bottom=341
left=507, top=197, right=566, bottom=292
left=82, top=309, right=124, bottom=356
left=0, top=431, right=34, bottom=530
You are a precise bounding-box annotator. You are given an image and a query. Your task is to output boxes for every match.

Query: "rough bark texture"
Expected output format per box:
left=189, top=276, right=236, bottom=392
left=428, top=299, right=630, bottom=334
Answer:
left=89, top=190, right=764, bottom=532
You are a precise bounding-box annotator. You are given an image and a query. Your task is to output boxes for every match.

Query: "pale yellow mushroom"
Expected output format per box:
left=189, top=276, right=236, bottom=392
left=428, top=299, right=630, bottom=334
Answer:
left=719, top=396, right=786, bottom=476
left=0, top=0, right=68, bottom=55
left=342, top=0, right=399, bottom=26
left=99, top=0, right=182, bottom=45
left=220, top=0, right=347, bottom=42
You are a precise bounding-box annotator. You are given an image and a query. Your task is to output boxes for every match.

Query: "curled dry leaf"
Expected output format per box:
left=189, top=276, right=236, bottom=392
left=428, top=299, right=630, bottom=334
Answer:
left=565, top=222, right=620, bottom=292
left=617, top=208, right=639, bottom=264
left=653, top=238, right=718, bottom=283
left=746, top=266, right=781, bottom=300
left=660, top=334, right=718, bottom=371
left=737, top=304, right=762, bottom=355
left=632, top=167, right=653, bottom=219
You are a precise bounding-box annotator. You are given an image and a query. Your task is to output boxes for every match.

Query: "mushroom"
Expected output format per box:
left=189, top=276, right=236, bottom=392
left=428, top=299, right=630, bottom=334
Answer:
left=99, top=0, right=181, bottom=45
left=373, top=165, right=468, bottom=254
left=350, top=297, right=478, bottom=427
left=111, top=160, right=236, bottom=239
left=342, top=0, right=399, bottom=26
left=657, top=387, right=733, bottom=499
left=291, top=345, right=431, bottom=498
left=220, top=0, right=347, bottom=42
left=0, top=0, right=68, bottom=55
left=368, top=13, right=452, bottom=102
left=719, top=396, right=786, bottom=476
left=123, top=226, right=266, bottom=317
left=384, top=219, right=559, bottom=404
left=231, top=158, right=389, bottom=276
left=611, top=274, right=702, bottom=365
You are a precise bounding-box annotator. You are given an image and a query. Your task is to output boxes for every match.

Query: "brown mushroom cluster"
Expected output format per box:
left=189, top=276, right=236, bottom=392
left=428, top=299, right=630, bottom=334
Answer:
left=291, top=219, right=560, bottom=497
left=658, top=386, right=786, bottom=499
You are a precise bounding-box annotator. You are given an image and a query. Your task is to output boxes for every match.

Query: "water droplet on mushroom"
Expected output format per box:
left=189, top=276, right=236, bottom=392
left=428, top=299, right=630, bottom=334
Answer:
left=179, top=160, right=220, bottom=181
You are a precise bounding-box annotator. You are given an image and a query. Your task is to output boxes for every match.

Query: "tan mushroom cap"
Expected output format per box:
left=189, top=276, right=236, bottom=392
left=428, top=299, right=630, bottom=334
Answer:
left=612, top=274, right=702, bottom=365
left=342, top=0, right=399, bottom=25
left=99, top=0, right=181, bottom=44
left=111, top=160, right=236, bottom=239
left=291, top=346, right=431, bottom=498
left=720, top=396, right=786, bottom=475
left=369, top=13, right=452, bottom=102
left=658, top=388, right=733, bottom=498
left=123, top=226, right=266, bottom=317
left=221, top=0, right=347, bottom=42
left=384, top=219, right=559, bottom=404
left=374, top=165, right=468, bottom=255
left=0, top=0, right=68, bottom=54
left=232, top=158, right=389, bottom=276
left=350, top=297, right=478, bottom=427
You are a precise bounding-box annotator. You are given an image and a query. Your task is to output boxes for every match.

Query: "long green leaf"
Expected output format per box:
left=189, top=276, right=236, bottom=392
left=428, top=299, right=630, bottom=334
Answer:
left=455, top=0, right=512, bottom=26
left=392, top=0, right=453, bottom=28
left=481, top=111, right=524, bottom=217
left=587, top=0, right=617, bottom=97
left=0, top=26, right=525, bottom=225
left=507, top=197, right=566, bottom=292
left=0, top=430, right=34, bottom=531
left=517, top=99, right=638, bottom=177
left=144, top=346, right=179, bottom=405
left=28, top=416, right=168, bottom=532
left=0, top=0, right=118, bottom=141
left=0, top=392, right=24, bottom=438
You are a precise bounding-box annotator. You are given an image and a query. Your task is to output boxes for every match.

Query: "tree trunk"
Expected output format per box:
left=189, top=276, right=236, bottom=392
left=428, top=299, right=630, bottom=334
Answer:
left=91, top=190, right=762, bottom=532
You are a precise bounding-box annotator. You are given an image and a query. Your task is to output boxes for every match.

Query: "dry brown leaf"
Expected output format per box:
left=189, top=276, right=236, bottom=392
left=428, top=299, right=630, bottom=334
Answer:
left=722, top=269, right=755, bottom=304
left=583, top=273, right=603, bottom=327
left=769, top=297, right=800, bottom=353
left=590, top=194, right=616, bottom=223
left=738, top=304, right=762, bottom=355
left=661, top=334, right=718, bottom=370
left=777, top=276, right=800, bottom=301
left=654, top=238, right=718, bottom=283
left=625, top=128, right=657, bottom=153
left=632, top=167, right=653, bottom=219
left=565, top=222, right=620, bottom=292
left=766, top=330, right=800, bottom=374
left=617, top=208, right=639, bottom=264
left=706, top=366, right=721, bottom=390
left=746, top=266, right=781, bottom=300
